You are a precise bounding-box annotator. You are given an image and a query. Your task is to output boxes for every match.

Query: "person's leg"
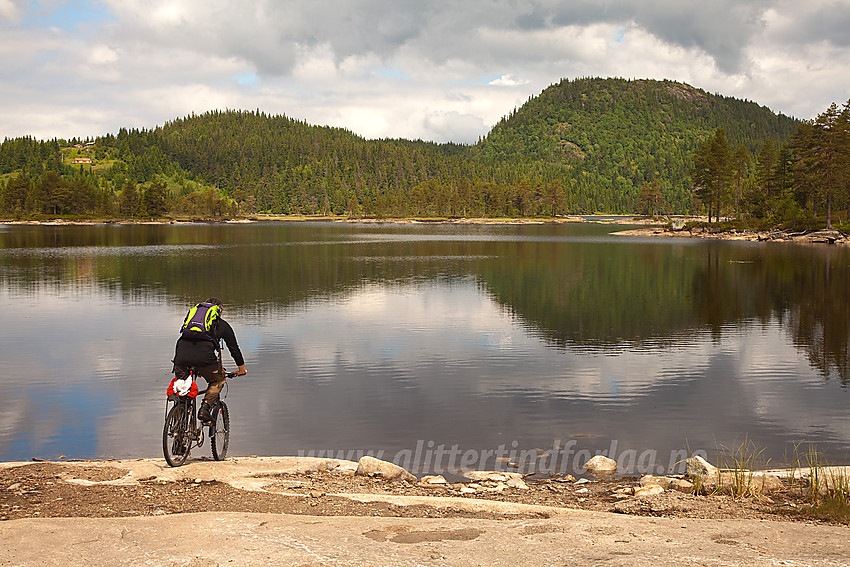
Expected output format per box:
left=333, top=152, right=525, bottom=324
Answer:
left=196, top=362, right=225, bottom=421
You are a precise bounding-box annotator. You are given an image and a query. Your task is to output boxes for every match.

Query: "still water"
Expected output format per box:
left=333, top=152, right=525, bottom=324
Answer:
left=0, top=222, right=848, bottom=475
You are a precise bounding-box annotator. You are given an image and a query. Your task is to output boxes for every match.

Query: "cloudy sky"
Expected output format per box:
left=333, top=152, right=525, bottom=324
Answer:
left=1, top=0, right=849, bottom=144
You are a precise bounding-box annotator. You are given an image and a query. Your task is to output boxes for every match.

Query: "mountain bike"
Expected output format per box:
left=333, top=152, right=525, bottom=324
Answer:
left=162, top=368, right=238, bottom=467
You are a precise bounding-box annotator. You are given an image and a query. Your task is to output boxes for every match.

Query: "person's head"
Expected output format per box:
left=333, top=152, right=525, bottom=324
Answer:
left=205, top=297, right=222, bottom=310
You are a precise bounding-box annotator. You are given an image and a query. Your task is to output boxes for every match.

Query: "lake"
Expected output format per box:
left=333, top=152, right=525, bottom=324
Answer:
left=1, top=221, right=848, bottom=477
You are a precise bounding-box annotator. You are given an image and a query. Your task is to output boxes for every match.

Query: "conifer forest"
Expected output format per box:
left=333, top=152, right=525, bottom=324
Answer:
left=2, top=78, right=848, bottom=229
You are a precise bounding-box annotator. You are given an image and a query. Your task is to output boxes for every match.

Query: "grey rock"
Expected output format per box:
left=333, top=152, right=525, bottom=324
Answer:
left=354, top=456, right=417, bottom=483
left=584, top=455, right=617, bottom=475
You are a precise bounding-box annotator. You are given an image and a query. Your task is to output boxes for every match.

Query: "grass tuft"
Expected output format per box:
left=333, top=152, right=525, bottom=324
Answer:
left=783, top=444, right=850, bottom=524
left=714, top=436, right=770, bottom=498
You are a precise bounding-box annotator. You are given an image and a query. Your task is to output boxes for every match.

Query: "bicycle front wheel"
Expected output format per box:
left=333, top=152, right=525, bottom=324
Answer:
left=211, top=402, right=230, bottom=461
left=163, top=402, right=191, bottom=466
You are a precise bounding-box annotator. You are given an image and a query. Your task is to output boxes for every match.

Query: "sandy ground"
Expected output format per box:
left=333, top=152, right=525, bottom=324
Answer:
left=2, top=456, right=849, bottom=566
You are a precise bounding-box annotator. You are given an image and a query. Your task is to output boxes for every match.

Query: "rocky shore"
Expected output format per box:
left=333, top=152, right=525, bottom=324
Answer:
left=615, top=225, right=850, bottom=245
left=5, top=455, right=850, bottom=566
left=2, top=454, right=847, bottom=524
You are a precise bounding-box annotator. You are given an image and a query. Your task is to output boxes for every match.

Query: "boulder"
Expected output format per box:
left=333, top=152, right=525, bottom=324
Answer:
left=634, top=485, right=664, bottom=497
left=463, top=471, right=524, bottom=483
left=686, top=455, right=718, bottom=479
left=639, top=475, right=671, bottom=489
left=584, top=455, right=617, bottom=475
left=506, top=476, right=530, bottom=490
left=354, top=456, right=417, bottom=483
left=552, top=474, right=576, bottom=483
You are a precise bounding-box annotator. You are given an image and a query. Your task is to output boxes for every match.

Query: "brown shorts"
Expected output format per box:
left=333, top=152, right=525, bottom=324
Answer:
left=174, top=362, right=225, bottom=405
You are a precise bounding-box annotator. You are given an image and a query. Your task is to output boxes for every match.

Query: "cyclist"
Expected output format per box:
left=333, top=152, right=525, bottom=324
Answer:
left=172, top=297, right=246, bottom=423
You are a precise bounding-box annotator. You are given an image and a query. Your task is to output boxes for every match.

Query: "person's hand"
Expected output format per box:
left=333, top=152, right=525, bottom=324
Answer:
left=237, top=365, right=247, bottom=376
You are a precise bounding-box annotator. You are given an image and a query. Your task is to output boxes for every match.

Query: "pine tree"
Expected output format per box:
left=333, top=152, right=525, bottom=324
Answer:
left=636, top=178, right=666, bottom=216
left=793, top=104, right=843, bottom=229
left=691, top=128, right=732, bottom=222
left=731, top=144, right=750, bottom=218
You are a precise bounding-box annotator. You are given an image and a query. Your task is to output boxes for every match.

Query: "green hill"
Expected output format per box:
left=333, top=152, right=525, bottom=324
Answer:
left=147, top=79, right=800, bottom=215
left=150, top=110, right=474, bottom=215
left=473, top=77, right=800, bottom=212
left=1, top=77, right=806, bottom=219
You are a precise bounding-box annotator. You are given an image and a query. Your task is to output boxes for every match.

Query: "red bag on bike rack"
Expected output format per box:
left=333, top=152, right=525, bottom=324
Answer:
left=167, top=377, right=198, bottom=398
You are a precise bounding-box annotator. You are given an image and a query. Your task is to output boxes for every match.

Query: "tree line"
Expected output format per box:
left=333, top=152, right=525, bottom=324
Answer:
left=0, top=135, right=236, bottom=218
left=691, top=100, right=850, bottom=228
left=0, top=78, right=846, bottom=228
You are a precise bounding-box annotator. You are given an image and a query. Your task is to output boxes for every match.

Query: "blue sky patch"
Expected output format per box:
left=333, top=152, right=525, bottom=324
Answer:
left=379, top=68, right=410, bottom=80
left=235, top=72, right=260, bottom=87
left=615, top=28, right=625, bottom=43
left=22, top=0, right=115, bottom=32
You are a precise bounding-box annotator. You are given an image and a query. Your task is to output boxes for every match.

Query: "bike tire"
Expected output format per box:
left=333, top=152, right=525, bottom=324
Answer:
left=211, top=402, right=230, bottom=461
left=163, top=402, right=191, bottom=466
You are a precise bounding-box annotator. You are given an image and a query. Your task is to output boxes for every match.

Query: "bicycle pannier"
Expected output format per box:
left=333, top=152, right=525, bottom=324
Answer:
left=167, top=377, right=199, bottom=398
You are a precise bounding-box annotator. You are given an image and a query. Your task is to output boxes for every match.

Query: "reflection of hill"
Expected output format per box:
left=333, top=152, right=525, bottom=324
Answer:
left=477, top=241, right=850, bottom=384
left=2, top=224, right=848, bottom=384
left=689, top=246, right=850, bottom=384
left=0, top=224, right=488, bottom=311
left=473, top=240, right=697, bottom=348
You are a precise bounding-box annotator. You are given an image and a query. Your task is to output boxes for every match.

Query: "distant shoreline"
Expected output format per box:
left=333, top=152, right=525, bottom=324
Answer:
left=3, top=215, right=847, bottom=245
left=0, top=214, right=673, bottom=227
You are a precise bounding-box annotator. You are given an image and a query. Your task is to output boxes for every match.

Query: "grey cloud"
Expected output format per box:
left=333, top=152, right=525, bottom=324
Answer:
left=203, top=0, right=431, bottom=74
left=527, top=0, right=773, bottom=73
left=771, top=1, right=850, bottom=47
left=101, top=1, right=788, bottom=76
left=632, top=2, right=769, bottom=73
left=270, top=1, right=774, bottom=74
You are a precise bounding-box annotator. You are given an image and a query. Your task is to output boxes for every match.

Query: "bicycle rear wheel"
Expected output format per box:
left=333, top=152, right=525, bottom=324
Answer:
left=211, top=402, right=230, bottom=461
left=163, top=402, right=191, bottom=466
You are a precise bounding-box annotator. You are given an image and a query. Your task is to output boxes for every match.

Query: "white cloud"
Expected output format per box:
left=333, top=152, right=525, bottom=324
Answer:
left=489, top=74, right=530, bottom=87
left=89, top=44, right=119, bottom=65
left=0, top=0, right=19, bottom=21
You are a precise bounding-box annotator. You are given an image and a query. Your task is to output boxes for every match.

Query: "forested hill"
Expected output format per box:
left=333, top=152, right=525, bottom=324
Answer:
left=153, top=110, right=477, bottom=215
left=150, top=79, right=799, bottom=215
left=2, top=77, right=805, bottom=218
left=474, top=78, right=800, bottom=212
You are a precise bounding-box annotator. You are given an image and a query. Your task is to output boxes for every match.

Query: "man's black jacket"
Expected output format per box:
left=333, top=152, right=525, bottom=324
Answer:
left=173, top=318, right=244, bottom=367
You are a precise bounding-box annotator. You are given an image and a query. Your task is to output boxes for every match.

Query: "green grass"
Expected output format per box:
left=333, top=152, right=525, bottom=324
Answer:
left=691, top=441, right=850, bottom=523
left=782, top=444, right=850, bottom=524
left=713, top=436, right=771, bottom=498
left=794, top=494, right=850, bottom=524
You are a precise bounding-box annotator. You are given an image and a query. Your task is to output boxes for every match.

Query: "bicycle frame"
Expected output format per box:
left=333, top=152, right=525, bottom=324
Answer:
left=163, top=367, right=236, bottom=466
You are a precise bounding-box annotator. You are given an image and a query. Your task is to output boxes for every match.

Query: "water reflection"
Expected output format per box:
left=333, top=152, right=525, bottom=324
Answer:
left=0, top=222, right=848, bottom=470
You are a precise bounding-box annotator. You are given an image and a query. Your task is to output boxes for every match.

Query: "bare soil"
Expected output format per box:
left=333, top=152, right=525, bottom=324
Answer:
left=0, top=461, right=821, bottom=524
